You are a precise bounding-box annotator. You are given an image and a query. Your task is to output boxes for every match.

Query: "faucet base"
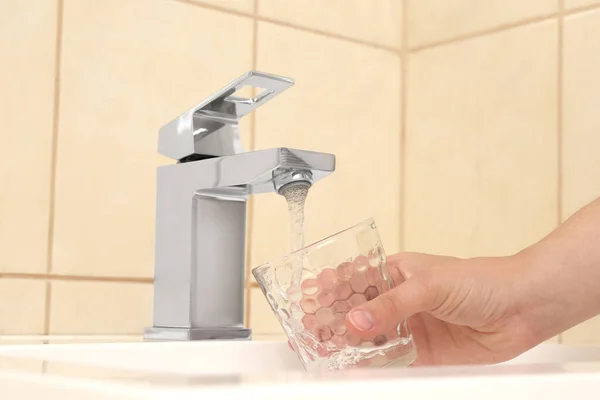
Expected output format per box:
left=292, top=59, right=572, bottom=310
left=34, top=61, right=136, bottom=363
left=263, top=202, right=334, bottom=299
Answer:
left=143, top=327, right=252, bottom=341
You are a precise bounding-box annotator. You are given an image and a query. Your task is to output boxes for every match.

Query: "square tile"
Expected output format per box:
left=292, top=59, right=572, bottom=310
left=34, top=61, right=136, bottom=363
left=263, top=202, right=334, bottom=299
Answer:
left=562, top=10, right=600, bottom=219
left=250, top=287, right=284, bottom=335
left=258, top=0, right=403, bottom=48
left=0, top=279, right=47, bottom=335
left=563, top=317, right=600, bottom=345
left=49, top=280, right=153, bottom=334
left=53, top=0, right=253, bottom=277
left=190, top=0, right=254, bottom=13
left=404, top=21, right=558, bottom=257
left=251, top=22, right=402, bottom=269
left=407, top=0, right=558, bottom=48
left=0, top=0, right=57, bottom=273
left=565, top=0, right=600, bottom=10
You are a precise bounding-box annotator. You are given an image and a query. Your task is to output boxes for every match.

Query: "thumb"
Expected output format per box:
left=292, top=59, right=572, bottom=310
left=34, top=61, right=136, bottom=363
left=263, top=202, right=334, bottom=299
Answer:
left=345, top=273, right=444, bottom=338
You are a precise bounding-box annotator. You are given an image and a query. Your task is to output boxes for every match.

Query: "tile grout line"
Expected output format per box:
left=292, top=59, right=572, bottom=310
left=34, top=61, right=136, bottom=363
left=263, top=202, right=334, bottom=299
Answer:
left=44, top=0, right=65, bottom=336
left=0, top=272, right=153, bottom=284
left=173, top=0, right=400, bottom=54
left=47, top=0, right=64, bottom=275
left=409, top=12, right=560, bottom=54
left=409, top=3, right=600, bottom=54
left=244, top=0, right=260, bottom=330
left=256, top=15, right=400, bottom=52
left=557, top=0, right=565, bottom=346
left=175, top=0, right=254, bottom=18
left=175, top=0, right=600, bottom=57
left=563, top=1, right=600, bottom=16
left=398, top=0, right=409, bottom=252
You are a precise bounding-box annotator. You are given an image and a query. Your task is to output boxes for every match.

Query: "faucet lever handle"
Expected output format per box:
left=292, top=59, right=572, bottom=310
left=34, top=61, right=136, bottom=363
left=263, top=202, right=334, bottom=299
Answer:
left=158, top=71, right=294, bottom=160
left=207, top=71, right=294, bottom=120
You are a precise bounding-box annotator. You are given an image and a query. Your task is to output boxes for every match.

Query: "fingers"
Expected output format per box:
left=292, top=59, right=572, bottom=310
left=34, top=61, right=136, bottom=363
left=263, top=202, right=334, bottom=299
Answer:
left=286, top=253, right=458, bottom=347
left=346, top=271, right=443, bottom=338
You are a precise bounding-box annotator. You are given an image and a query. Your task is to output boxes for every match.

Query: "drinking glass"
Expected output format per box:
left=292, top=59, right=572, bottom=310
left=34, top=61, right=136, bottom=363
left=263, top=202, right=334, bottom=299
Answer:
left=252, top=218, right=417, bottom=372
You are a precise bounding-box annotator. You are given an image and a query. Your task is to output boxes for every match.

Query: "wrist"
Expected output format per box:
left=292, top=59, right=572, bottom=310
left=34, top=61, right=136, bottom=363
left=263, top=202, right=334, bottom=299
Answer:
left=514, top=236, right=600, bottom=343
left=497, top=249, right=550, bottom=345
left=511, top=244, right=557, bottom=343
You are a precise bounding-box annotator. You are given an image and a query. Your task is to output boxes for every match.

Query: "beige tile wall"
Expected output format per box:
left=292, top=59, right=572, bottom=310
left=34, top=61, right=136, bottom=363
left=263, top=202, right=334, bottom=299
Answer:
left=405, top=20, right=559, bottom=258
left=1, top=0, right=600, bottom=346
left=0, top=0, right=57, bottom=275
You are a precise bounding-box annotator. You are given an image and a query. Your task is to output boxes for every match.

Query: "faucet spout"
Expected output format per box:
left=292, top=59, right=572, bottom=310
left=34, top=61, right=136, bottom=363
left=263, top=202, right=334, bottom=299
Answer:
left=158, top=148, right=333, bottom=195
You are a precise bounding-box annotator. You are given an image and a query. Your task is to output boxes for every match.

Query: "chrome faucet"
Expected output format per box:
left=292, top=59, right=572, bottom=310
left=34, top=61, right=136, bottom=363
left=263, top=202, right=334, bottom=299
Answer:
left=144, top=71, right=336, bottom=341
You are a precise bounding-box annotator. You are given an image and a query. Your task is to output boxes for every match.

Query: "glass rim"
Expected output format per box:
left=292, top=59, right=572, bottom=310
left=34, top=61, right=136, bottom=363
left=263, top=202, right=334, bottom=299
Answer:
left=252, top=217, right=376, bottom=273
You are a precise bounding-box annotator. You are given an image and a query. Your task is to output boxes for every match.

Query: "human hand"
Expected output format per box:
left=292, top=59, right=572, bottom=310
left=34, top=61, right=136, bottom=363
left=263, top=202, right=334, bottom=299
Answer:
left=345, top=252, right=542, bottom=366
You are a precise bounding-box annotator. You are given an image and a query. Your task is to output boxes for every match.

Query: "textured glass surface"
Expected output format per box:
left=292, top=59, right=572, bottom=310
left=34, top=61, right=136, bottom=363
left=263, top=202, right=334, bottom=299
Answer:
left=252, top=219, right=416, bottom=372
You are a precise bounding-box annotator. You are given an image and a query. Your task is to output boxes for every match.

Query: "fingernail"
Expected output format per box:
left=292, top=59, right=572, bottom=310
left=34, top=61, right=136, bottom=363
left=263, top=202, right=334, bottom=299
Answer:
left=347, top=309, right=374, bottom=331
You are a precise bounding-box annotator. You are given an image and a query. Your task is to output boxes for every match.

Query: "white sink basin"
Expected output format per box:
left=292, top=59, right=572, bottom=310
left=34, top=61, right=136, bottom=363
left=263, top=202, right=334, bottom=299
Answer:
left=1, top=340, right=304, bottom=375
left=2, top=340, right=600, bottom=399
left=2, top=340, right=600, bottom=375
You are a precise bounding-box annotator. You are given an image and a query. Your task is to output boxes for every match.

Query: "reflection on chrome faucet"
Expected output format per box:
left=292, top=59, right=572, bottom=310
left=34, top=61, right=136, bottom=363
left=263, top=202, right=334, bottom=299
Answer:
left=144, top=71, right=336, bottom=341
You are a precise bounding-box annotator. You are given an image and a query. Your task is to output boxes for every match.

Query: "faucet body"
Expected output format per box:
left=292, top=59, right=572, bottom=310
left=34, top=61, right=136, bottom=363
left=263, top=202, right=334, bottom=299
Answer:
left=144, top=72, right=335, bottom=341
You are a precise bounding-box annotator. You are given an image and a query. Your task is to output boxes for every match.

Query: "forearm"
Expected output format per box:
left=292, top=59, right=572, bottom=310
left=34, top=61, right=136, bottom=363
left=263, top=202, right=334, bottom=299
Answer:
left=520, top=197, right=600, bottom=341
